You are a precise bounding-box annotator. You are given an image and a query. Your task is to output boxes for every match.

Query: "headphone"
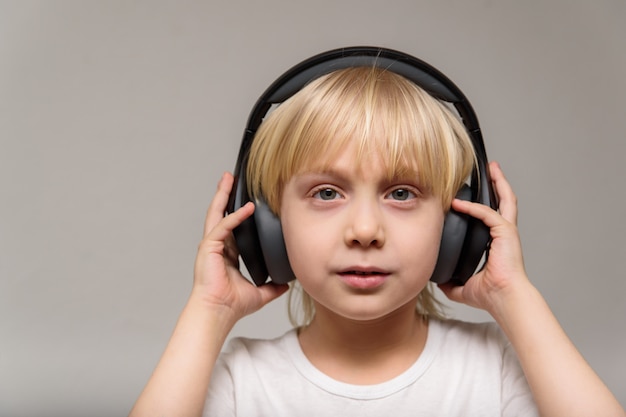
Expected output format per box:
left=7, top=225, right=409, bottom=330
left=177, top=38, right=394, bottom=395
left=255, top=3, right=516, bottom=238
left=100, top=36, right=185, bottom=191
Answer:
left=227, top=46, right=497, bottom=286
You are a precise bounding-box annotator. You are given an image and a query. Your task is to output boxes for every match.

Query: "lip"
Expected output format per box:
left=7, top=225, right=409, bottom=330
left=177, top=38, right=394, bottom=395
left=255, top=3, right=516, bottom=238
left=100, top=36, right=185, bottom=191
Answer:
left=337, top=267, right=390, bottom=290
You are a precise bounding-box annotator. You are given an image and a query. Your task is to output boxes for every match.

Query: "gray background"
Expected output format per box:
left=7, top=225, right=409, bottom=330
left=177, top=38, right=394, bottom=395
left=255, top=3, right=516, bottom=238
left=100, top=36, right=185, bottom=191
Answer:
left=1, top=1, right=624, bottom=416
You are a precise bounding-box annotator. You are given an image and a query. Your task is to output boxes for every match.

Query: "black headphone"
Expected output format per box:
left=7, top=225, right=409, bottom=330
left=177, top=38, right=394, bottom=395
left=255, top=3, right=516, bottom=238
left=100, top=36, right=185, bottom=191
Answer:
left=227, top=46, right=496, bottom=286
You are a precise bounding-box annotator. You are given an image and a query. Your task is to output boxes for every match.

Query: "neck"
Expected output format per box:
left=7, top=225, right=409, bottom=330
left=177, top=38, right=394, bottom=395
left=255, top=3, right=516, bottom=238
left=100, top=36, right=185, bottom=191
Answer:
left=298, top=299, right=429, bottom=384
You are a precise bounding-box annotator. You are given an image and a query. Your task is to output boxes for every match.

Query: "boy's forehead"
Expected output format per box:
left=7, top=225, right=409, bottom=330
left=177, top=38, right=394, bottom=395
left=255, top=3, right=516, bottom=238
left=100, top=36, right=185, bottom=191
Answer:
left=295, top=144, right=420, bottom=181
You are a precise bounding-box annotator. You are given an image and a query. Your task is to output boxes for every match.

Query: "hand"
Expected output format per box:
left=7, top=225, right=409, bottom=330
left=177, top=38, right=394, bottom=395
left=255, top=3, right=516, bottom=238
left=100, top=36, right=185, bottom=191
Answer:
left=192, top=172, right=288, bottom=320
left=438, top=162, right=530, bottom=313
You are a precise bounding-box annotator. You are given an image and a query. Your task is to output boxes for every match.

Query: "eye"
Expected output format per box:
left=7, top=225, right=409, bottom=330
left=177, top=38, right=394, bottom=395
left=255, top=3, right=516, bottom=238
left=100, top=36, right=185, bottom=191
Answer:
left=387, top=188, right=415, bottom=201
left=314, top=188, right=340, bottom=200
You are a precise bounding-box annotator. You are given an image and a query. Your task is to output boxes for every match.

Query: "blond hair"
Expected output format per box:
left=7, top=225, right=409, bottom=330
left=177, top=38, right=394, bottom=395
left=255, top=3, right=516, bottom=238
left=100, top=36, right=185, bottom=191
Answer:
left=246, top=66, right=476, bottom=326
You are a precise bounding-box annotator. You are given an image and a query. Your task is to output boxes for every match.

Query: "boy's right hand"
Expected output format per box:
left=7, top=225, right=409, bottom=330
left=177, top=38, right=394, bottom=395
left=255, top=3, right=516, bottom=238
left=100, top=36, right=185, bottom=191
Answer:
left=191, top=172, right=288, bottom=322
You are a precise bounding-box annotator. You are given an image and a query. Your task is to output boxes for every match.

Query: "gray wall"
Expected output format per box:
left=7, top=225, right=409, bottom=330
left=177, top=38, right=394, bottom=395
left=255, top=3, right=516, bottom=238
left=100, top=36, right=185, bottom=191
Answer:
left=1, top=1, right=624, bottom=415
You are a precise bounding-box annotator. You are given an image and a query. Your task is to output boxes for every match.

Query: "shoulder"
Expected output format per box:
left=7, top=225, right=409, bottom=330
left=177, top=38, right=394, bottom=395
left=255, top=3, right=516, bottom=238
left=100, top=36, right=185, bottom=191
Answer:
left=217, top=329, right=298, bottom=369
left=208, top=330, right=298, bottom=399
left=432, top=318, right=509, bottom=349
left=206, top=329, right=304, bottom=416
left=427, top=318, right=514, bottom=370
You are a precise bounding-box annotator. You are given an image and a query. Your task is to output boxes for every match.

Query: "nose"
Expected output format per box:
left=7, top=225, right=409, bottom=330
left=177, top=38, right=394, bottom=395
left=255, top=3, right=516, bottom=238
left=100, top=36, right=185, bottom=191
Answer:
left=344, top=200, right=385, bottom=248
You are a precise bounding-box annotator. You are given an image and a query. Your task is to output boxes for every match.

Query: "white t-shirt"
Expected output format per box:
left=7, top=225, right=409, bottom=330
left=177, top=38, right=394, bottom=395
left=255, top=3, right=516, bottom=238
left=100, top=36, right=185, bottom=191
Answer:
left=204, top=319, right=538, bottom=416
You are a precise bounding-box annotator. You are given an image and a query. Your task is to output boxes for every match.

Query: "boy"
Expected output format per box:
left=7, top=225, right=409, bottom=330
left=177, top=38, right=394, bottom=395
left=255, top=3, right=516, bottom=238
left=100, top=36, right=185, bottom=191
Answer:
left=129, top=50, right=624, bottom=416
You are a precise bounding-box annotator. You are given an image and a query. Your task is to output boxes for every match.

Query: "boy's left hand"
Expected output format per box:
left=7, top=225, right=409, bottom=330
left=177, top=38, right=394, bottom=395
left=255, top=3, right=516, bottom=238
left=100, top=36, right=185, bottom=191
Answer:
left=438, top=161, right=530, bottom=313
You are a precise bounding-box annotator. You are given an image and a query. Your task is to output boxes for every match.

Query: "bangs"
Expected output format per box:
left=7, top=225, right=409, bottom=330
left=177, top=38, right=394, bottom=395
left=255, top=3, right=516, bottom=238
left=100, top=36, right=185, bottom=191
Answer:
left=248, top=67, right=476, bottom=213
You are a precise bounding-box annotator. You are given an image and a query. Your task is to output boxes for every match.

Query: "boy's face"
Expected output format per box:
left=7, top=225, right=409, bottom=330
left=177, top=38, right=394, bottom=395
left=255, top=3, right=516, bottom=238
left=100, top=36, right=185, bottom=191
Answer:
left=280, top=142, right=445, bottom=322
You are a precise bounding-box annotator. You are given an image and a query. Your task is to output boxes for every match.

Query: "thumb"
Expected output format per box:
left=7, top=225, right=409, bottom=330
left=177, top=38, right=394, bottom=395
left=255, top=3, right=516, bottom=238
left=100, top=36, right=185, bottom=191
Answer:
left=257, top=283, right=290, bottom=306
left=438, top=282, right=465, bottom=304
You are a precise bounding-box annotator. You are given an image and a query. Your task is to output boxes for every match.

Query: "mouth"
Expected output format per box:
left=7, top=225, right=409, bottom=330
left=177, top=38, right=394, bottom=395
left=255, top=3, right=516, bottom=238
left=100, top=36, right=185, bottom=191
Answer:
left=338, top=267, right=389, bottom=289
left=340, top=270, right=384, bottom=276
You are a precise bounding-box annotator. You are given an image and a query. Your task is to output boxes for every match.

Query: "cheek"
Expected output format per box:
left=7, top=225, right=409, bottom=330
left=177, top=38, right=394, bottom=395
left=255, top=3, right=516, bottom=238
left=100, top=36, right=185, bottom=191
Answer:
left=395, top=211, right=444, bottom=268
left=281, top=213, right=318, bottom=274
left=281, top=211, right=340, bottom=283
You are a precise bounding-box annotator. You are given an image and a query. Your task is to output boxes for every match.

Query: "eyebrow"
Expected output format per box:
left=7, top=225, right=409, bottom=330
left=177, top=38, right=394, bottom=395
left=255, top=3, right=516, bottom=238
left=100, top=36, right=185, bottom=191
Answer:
left=294, top=166, right=425, bottom=188
left=294, top=168, right=350, bottom=182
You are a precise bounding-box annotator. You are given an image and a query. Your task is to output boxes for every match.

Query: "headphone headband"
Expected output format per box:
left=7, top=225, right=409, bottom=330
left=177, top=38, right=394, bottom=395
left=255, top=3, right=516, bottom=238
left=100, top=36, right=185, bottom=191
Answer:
left=245, top=47, right=479, bottom=141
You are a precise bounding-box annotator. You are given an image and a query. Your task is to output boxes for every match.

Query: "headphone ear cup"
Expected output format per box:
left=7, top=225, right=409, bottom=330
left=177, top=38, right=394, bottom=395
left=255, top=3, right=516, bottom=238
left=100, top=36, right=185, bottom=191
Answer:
left=253, top=198, right=296, bottom=284
left=227, top=153, right=296, bottom=286
left=228, top=174, right=270, bottom=286
left=429, top=185, right=471, bottom=284
left=451, top=190, right=493, bottom=285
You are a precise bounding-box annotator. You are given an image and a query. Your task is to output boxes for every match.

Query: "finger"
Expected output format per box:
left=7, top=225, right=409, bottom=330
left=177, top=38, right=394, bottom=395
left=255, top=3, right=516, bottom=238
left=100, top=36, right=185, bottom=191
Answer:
left=205, top=201, right=255, bottom=244
left=204, top=172, right=236, bottom=237
left=451, top=197, right=505, bottom=230
left=489, top=162, right=518, bottom=225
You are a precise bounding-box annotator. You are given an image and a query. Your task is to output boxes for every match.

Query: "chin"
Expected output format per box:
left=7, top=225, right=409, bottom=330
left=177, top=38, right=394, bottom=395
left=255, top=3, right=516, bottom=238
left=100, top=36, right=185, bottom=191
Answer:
left=320, top=296, right=420, bottom=323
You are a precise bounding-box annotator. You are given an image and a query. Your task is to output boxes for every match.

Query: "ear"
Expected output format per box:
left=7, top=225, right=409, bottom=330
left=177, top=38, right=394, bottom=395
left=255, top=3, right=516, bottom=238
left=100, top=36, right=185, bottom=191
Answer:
left=429, top=185, right=471, bottom=284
